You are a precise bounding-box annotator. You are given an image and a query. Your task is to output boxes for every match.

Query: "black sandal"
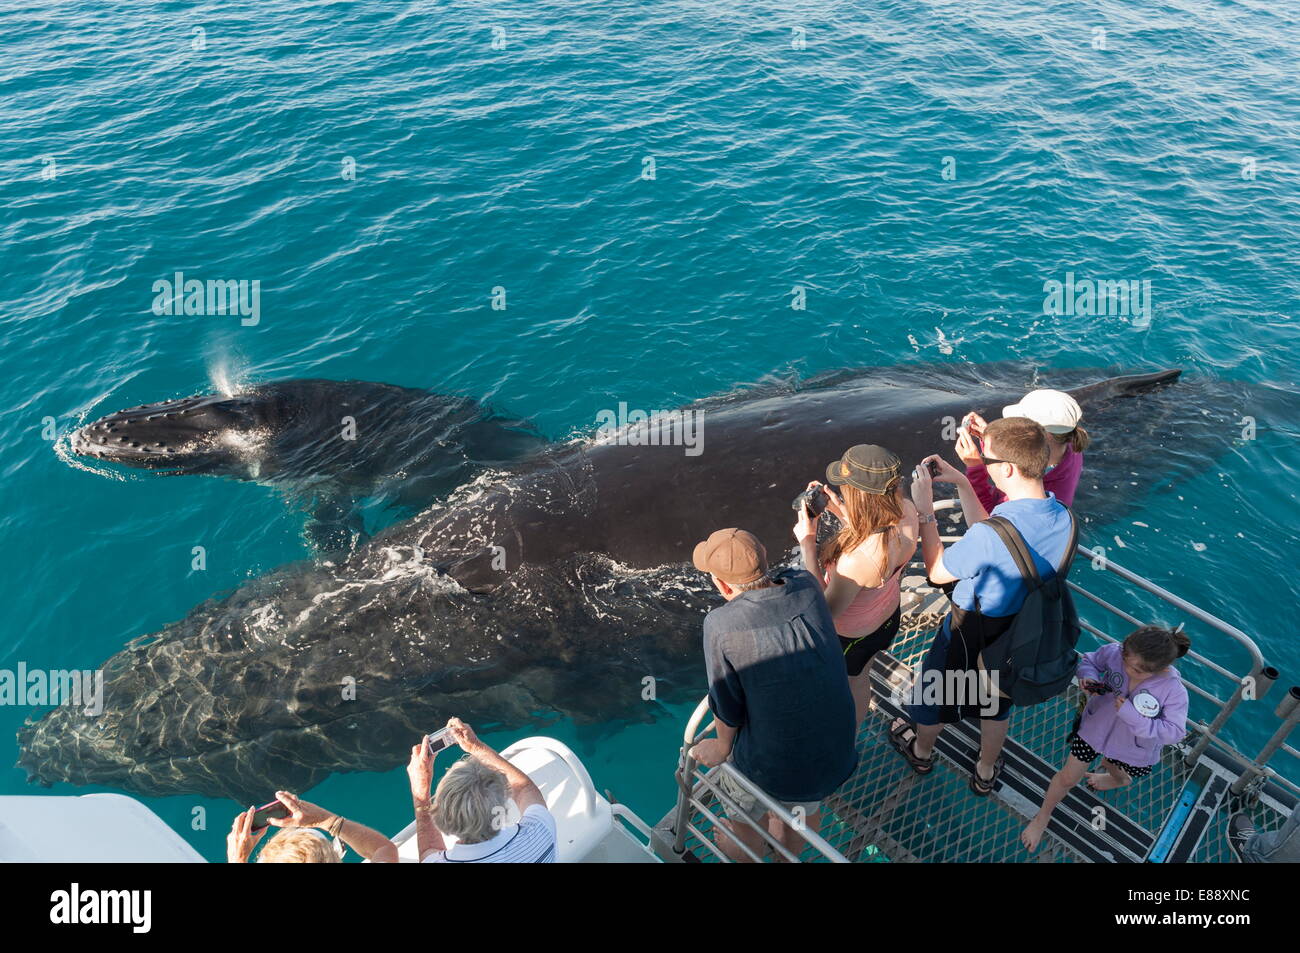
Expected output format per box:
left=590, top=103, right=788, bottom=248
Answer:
left=888, top=720, right=934, bottom=775
left=970, top=757, right=1003, bottom=796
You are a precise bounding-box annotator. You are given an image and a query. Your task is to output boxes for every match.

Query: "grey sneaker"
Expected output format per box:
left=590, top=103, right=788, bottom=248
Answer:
left=1227, top=813, right=1257, bottom=862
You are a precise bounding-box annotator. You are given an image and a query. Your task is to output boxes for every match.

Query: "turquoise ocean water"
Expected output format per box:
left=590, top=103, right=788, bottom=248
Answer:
left=1, top=0, right=1298, bottom=860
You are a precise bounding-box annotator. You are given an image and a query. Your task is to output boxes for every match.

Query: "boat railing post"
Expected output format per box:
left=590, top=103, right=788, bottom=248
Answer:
left=671, top=696, right=713, bottom=856
left=1184, top=663, right=1275, bottom=768
left=1230, top=686, right=1300, bottom=797
left=671, top=747, right=696, bottom=855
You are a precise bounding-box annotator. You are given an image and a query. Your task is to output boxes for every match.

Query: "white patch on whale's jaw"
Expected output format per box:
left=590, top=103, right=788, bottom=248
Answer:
left=216, top=428, right=271, bottom=478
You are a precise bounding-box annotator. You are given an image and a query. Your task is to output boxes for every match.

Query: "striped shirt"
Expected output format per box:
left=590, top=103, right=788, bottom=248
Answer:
left=421, top=803, right=558, bottom=863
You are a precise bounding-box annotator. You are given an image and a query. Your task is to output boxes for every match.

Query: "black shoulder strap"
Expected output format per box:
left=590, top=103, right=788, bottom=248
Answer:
left=983, top=510, right=1079, bottom=586
left=1057, top=509, right=1079, bottom=579
left=983, top=516, right=1040, bottom=587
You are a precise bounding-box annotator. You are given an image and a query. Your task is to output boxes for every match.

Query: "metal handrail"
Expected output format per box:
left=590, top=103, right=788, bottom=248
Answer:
left=682, top=695, right=714, bottom=748
left=1071, top=544, right=1265, bottom=666
left=687, top=768, right=803, bottom=863
left=611, top=803, right=657, bottom=845
left=665, top=498, right=1298, bottom=861
left=933, top=498, right=1294, bottom=784
left=1230, top=687, right=1300, bottom=798
left=670, top=696, right=849, bottom=863
left=1065, top=543, right=1284, bottom=777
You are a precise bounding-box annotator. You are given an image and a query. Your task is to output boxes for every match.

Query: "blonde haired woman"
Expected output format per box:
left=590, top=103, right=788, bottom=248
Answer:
left=226, top=791, right=398, bottom=863
left=795, top=444, right=919, bottom=726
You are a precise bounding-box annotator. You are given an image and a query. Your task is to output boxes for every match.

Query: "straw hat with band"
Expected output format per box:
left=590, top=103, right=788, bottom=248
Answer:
left=825, top=444, right=903, bottom=495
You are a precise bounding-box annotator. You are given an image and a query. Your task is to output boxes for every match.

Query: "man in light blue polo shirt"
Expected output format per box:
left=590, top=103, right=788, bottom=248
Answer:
left=891, top=417, right=1073, bottom=796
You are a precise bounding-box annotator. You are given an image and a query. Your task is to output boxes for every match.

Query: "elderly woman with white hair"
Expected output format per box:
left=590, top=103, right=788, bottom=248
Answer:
left=226, top=791, right=398, bottom=863
left=407, top=717, right=558, bottom=863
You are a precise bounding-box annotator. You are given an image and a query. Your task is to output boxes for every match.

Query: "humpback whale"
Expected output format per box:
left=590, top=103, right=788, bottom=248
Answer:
left=21, top=364, right=1237, bottom=802
left=69, top=379, right=545, bottom=547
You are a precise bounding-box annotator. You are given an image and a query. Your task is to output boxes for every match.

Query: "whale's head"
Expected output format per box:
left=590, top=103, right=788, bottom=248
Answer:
left=70, top=392, right=281, bottom=476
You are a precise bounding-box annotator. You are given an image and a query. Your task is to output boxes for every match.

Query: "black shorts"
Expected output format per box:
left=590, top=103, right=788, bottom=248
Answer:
left=838, top=606, right=902, bottom=677
left=1067, top=732, right=1152, bottom=779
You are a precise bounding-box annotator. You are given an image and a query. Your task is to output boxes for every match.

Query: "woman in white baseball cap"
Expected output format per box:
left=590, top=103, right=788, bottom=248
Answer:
left=954, top=388, right=1090, bottom=511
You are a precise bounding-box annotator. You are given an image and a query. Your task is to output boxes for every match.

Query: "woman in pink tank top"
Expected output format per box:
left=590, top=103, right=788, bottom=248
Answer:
left=794, top=444, right=920, bottom=727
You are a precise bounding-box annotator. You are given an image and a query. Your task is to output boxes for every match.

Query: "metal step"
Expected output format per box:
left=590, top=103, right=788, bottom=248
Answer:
left=1149, top=758, right=1228, bottom=863
left=866, top=650, right=1155, bottom=862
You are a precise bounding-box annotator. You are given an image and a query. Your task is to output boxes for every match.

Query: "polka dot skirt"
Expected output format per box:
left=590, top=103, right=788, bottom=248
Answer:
left=1067, top=732, right=1152, bottom=779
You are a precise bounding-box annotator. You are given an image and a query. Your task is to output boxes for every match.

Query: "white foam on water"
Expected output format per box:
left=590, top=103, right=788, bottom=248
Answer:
left=289, top=545, right=466, bottom=628
left=245, top=603, right=284, bottom=639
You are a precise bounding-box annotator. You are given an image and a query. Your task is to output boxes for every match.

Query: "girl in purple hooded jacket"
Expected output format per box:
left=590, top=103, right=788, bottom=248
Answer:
left=1021, top=625, right=1191, bottom=853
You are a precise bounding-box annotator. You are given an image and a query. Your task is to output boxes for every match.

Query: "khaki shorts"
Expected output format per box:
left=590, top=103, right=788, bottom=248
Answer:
left=715, top=766, right=820, bottom=824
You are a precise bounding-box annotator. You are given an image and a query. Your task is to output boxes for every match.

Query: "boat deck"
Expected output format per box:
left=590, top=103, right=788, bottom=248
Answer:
left=657, top=518, right=1299, bottom=863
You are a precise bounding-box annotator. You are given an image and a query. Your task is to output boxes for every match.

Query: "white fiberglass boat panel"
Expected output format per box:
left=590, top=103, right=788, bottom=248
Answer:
left=0, top=793, right=205, bottom=863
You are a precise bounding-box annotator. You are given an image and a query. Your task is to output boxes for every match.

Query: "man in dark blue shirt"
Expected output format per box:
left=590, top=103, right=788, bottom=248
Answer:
left=688, top=527, right=857, bottom=862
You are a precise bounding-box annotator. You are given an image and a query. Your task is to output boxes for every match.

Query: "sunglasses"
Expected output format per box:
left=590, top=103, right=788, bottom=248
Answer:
left=980, top=454, right=1012, bottom=467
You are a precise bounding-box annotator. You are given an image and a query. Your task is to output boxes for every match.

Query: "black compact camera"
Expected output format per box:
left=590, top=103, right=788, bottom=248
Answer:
left=1082, top=679, right=1112, bottom=696
left=791, top=486, right=830, bottom=518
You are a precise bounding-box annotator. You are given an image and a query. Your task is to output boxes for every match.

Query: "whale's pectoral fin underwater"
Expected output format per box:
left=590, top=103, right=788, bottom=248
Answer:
left=69, top=378, right=549, bottom=547
left=303, top=495, right=370, bottom=552
left=22, top=364, right=1269, bottom=803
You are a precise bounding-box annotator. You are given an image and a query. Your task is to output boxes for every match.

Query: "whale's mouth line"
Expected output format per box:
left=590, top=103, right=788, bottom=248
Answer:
left=68, top=429, right=215, bottom=474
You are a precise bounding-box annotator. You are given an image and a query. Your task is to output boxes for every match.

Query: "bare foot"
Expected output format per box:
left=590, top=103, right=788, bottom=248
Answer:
left=1085, top=771, right=1124, bottom=791
left=1021, top=817, right=1048, bottom=853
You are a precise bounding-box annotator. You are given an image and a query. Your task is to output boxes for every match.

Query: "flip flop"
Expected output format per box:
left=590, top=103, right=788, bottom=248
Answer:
left=888, top=719, right=934, bottom=775
left=969, top=757, right=1003, bottom=796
